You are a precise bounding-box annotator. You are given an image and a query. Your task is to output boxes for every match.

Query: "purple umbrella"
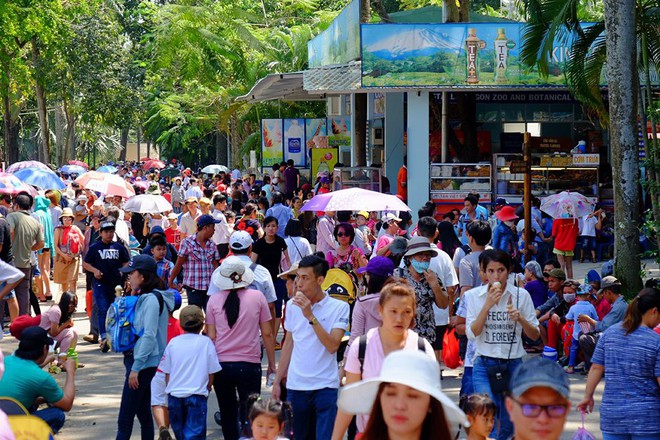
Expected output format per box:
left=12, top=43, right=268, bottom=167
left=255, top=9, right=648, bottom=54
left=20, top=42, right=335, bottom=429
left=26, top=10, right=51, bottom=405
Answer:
left=300, top=188, right=410, bottom=213
left=6, top=161, right=50, bottom=173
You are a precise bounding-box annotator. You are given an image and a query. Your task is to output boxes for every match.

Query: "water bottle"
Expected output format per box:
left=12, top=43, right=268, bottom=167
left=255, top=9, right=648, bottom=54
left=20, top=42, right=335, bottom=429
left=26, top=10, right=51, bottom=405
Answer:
left=542, top=346, right=558, bottom=362
left=115, top=285, right=123, bottom=297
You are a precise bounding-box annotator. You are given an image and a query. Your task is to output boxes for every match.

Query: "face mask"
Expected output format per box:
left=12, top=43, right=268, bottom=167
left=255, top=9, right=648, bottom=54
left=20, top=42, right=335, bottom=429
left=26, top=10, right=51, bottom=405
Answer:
left=563, top=293, right=576, bottom=303
left=504, top=220, right=514, bottom=227
left=411, top=259, right=430, bottom=274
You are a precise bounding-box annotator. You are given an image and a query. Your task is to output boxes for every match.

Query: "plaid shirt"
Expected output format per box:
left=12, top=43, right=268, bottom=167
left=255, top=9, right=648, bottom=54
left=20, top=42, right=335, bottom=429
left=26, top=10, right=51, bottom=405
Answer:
left=178, top=234, right=220, bottom=290
left=156, top=258, right=174, bottom=283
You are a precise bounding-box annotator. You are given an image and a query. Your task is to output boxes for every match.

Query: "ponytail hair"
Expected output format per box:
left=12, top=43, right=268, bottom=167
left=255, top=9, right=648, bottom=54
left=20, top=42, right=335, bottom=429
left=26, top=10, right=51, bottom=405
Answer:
left=621, top=288, right=660, bottom=334
left=223, top=288, right=241, bottom=328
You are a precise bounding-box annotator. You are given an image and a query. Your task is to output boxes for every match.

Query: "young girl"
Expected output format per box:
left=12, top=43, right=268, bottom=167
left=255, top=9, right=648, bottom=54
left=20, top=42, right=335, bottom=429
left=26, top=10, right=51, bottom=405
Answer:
left=245, top=395, right=292, bottom=440
left=459, top=394, right=496, bottom=440
left=39, top=292, right=78, bottom=364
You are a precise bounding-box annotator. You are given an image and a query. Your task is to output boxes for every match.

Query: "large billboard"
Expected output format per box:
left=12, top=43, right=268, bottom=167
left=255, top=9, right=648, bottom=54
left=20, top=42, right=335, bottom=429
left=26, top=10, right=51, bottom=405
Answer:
left=308, top=0, right=360, bottom=67
left=361, top=23, right=601, bottom=88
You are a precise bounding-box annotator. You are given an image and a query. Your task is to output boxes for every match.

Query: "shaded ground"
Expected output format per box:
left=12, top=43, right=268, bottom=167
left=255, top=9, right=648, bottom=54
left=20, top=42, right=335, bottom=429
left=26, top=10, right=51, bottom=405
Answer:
left=0, top=260, right=621, bottom=439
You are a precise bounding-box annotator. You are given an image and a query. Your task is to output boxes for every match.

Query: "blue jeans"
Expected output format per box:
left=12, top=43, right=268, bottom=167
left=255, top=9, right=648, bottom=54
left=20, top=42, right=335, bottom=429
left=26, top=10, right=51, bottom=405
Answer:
left=568, top=337, right=581, bottom=367
left=460, top=366, right=474, bottom=397
left=213, top=362, right=262, bottom=440
left=288, top=388, right=338, bottom=440
left=473, top=356, right=523, bottom=440
left=603, top=434, right=660, bottom=440
left=273, top=278, right=287, bottom=318
left=34, top=407, right=66, bottom=433
left=93, top=282, right=115, bottom=339
left=116, top=353, right=157, bottom=440
left=168, top=394, right=208, bottom=440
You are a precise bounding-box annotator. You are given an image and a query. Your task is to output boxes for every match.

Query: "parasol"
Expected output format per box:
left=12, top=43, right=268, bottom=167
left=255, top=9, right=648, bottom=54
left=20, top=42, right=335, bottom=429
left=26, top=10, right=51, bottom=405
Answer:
left=300, top=188, right=411, bottom=213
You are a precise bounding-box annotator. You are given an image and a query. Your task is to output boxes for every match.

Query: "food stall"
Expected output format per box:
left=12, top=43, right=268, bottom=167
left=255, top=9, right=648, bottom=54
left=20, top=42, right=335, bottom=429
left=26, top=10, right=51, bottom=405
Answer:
left=430, top=162, right=492, bottom=212
left=332, top=166, right=383, bottom=192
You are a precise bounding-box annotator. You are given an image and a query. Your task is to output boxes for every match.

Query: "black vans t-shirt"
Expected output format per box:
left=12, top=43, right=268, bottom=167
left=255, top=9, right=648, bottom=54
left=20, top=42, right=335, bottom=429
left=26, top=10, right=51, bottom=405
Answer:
left=253, top=236, right=287, bottom=280
left=84, top=240, right=130, bottom=287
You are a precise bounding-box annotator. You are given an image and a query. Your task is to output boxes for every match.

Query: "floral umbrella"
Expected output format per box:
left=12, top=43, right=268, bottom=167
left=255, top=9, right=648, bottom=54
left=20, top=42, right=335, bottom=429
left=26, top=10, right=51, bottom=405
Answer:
left=540, top=191, right=594, bottom=219
left=6, top=161, right=51, bottom=174
left=68, top=160, right=89, bottom=169
left=300, top=187, right=411, bottom=213
left=0, top=173, right=38, bottom=196
left=75, top=171, right=135, bottom=198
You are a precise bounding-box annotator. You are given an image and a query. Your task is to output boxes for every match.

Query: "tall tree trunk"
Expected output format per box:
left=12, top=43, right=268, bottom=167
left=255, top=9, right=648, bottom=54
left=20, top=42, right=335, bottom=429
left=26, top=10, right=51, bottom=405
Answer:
left=3, top=94, right=19, bottom=164
left=604, top=0, right=642, bottom=296
left=62, top=95, right=77, bottom=163
left=32, top=41, right=50, bottom=164
left=119, top=127, right=129, bottom=162
left=55, top=102, right=66, bottom=166
left=216, top=130, right=228, bottom=165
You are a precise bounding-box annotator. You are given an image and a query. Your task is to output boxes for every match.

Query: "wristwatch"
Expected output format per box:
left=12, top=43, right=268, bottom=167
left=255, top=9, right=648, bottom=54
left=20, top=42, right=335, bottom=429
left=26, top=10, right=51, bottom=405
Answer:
left=308, top=316, right=318, bottom=326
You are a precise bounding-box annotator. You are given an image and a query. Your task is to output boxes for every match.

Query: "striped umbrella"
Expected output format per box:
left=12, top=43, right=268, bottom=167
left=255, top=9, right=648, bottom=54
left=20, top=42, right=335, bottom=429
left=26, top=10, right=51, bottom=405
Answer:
left=0, top=173, right=38, bottom=196
left=6, top=161, right=50, bottom=174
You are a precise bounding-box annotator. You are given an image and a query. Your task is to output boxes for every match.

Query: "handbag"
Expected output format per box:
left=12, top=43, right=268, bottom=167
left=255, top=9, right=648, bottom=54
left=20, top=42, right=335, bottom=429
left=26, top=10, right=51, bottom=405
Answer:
left=442, top=328, right=462, bottom=369
left=485, top=282, right=519, bottom=395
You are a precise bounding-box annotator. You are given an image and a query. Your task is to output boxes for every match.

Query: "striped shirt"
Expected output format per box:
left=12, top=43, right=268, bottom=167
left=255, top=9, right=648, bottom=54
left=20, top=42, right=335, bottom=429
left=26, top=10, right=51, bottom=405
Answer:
left=592, top=323, right=660, bottom=435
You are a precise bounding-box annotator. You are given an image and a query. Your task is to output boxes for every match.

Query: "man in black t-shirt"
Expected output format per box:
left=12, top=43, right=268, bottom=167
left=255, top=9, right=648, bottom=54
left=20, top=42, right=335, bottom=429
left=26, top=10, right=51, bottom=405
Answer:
left=82, top=221, right=130, bottom=351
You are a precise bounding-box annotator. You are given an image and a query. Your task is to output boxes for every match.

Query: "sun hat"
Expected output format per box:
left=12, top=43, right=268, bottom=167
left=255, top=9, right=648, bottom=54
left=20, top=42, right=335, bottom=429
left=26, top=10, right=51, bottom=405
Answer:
left=382, top=213, right=401, bottom=223
left=212, top=256, right=255, bottom=290
left=197, top=214, right=221, bottom=228
left=15, top=327, right=54, bottom=359
left=543, top=268, right=566, bottom=280
left=59, top=207, right=75, bottom=220
left=576, top=284, right=593, bottom=296
left=356, top=211, right=369, bottom=219
left=75, top=195, right=88, bottom=203
left=167, top=213, right=178, bottom=220
left=510, top=356, right=570, bottom=399
left=199, top=197, right=212, bottom=206
left=598, top=275, right=621, bottom=294
left=185, top=196, right=198, bottom=203
left=92, top=199, right=104, bottom=207
left=179, top=305, right=205, bottom=329
left=524, top=261, right=543, bottom=279
left=229, top=230, right=253, bottom=251
left=119, top=254, right=157, bottom=274
left=278, top=262, right=299, bottom=279
left=357, top=256, right=395, bottom=277
left=494, top=205, right=518, bottom=222
left=404, top=236, right=438, bottom=258
left=338, top=350, right=468, bottom=428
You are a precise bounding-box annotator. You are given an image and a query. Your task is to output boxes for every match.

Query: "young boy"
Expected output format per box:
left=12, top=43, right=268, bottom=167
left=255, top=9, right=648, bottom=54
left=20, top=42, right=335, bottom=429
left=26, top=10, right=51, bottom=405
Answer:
left=563, top=284, right=599, bottom=374
left=161, top=305, right=221, bottom=440
left=151, top=236, right=174, bottom=283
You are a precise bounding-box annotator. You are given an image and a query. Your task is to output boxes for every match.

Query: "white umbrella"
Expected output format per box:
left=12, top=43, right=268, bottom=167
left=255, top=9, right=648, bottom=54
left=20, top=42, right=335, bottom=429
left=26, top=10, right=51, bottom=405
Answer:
left=123, top=194, right=173, bottom=214
left=300, top=188, right=411, bottom=212
left=201, top=164, right=231, bottom=174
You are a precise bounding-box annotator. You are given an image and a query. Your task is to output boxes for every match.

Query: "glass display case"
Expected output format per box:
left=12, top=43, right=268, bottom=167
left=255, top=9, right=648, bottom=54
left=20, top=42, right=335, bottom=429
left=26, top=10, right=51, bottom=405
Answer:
left=493, top=153, right=599, bottom=204
left=332, top=167, right=383, bottom=192
left=430, top=163, right=492, bottom=209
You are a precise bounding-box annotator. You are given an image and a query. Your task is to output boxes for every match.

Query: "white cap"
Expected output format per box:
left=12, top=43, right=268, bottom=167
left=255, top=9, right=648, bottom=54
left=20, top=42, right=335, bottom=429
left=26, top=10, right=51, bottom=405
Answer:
left=229, top=230, right=253, bottom=251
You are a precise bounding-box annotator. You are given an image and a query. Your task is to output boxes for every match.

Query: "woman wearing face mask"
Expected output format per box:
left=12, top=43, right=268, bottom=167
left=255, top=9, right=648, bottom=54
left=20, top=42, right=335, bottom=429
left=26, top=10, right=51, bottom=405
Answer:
left=464, top=250, right=540, bottom=440
left=398, top=237, right=450, bottom=346
left=546, top=279, right=579, bottom=356
left=492, top=206, right=519, bottom=257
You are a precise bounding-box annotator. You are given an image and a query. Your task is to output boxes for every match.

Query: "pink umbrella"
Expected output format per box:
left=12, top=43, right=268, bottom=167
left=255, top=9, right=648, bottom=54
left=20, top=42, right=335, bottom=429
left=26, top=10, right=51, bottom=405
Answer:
left=0, top=173, right=38, bottom=196
left=142, top=159, right=165, bottom=170
left=6, top=161, right=51, bottom=173
left=75, top=171, right=135, bottom=198
left=300, top=187, right=411, bottom=213
left=68, top=160, right=89, bottom=169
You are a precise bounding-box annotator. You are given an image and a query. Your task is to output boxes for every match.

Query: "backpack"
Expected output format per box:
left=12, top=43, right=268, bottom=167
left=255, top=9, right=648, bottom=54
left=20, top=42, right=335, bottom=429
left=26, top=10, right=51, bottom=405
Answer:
left=106, top=290, right=165, bottom=353
left=358, top=333, right=427, bottom=375
left=322, top=268, right=356, bottom=305
left=460, top=244, right=472, bottom=256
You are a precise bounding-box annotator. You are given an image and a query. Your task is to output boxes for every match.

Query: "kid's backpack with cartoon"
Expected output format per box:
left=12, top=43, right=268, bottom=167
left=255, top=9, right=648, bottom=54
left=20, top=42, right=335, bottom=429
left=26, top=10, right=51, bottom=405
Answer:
left=322, top=268, right=356, bottom=305
left=106, top=289, right=167, bottom=352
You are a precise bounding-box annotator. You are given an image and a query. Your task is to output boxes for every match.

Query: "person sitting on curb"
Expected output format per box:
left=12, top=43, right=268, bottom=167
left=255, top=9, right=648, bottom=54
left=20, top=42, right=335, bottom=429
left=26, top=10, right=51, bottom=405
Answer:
left=0, top=327, right=76, bottom=433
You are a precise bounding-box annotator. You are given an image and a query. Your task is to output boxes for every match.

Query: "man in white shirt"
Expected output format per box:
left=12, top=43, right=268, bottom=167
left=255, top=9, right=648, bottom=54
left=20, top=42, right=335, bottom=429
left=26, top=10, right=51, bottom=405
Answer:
left=211, top=194, right=231, bottom=259
left=184, top=178, right=203, bottom=200
left=179, top=197, right=201, bottom=240
left=272, top=255, right=349, bottom=440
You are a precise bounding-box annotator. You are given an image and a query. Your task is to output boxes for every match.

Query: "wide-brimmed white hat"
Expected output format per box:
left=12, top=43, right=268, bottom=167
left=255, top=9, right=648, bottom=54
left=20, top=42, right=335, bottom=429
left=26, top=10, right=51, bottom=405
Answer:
left=338, top=350, right=468, bottom=429
left=212, top=256, right=254, bottom=290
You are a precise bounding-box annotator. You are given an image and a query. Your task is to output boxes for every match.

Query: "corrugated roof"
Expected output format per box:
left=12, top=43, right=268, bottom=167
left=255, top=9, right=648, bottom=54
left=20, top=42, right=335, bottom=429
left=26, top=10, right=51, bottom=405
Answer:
left=236, top=72, right=327, bottom=103
left=303, top=61, right=363, bottom=94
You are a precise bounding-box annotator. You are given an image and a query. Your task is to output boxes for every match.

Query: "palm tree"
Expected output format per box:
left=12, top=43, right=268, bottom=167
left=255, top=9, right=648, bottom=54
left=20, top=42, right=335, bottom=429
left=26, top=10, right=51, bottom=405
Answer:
left=520, top=0, right=660, bottom=294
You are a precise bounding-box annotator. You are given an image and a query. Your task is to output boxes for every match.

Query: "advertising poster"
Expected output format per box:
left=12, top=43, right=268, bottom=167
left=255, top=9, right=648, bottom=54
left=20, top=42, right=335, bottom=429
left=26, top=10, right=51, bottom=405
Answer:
left=311, top=148, right=338, bottom=179
left=305, top=118, right=328, bottom=165
left=283, top=119, right=306, bottom=166
left=261, top=119, right=283, bottom=167
left=308, top=0, right=360, bottom=67
left=361, top=23, right=604, bottom=88
left=327, top=117, right=352, bottom=147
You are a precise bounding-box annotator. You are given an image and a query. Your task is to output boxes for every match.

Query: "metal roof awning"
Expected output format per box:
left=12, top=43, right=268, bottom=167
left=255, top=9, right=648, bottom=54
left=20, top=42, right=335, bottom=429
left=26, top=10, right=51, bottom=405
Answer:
left=303, top=61, right=362, bottom=94
left=237, top=72, right=327, bottom=103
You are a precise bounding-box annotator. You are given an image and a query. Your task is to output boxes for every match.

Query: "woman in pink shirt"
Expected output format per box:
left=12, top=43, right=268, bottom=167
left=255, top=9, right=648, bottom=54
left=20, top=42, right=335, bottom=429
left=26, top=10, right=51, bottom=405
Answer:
left=39, top=292, right=78, bottom=365
left=206, top=257, right=277, bottom=440
left=331, top=279, right=435, bottom=439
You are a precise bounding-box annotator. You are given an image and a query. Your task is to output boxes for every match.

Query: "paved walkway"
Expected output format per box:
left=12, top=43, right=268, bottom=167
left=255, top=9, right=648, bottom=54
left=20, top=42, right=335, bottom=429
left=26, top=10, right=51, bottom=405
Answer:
left=0, top=260, right=621, bottom=439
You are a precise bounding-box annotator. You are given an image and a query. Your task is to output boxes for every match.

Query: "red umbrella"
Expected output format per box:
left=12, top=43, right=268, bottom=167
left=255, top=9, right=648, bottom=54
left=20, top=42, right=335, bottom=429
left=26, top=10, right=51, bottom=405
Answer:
left=143, top=159, right=166, bottom=170
left=68, top=160, right=89, bottom=169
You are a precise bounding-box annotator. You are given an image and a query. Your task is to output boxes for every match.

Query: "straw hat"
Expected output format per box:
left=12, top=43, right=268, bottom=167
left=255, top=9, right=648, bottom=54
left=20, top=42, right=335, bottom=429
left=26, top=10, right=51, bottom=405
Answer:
left=59, top=208, right=75, bottom=220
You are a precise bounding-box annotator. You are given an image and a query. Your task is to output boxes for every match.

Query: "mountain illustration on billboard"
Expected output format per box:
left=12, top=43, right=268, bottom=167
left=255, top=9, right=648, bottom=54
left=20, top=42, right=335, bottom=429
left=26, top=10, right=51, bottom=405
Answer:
left=366, top=28, right=460, bottom=60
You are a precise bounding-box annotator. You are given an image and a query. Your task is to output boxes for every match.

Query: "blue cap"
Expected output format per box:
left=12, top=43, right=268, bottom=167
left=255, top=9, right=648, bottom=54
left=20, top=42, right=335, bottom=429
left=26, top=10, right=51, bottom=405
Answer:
left=150, top=225, right=165, bottom=236
left=601, top=260, right=614, bottom=278
left=494, top=197, right=507, bottom=206
left=119, top=254, right=157, bottom=274
left=197, top=214, right=221, bottom=228
left=586, top=269, right=601, bottom=284
left=510, top=357, right=570, bottom=399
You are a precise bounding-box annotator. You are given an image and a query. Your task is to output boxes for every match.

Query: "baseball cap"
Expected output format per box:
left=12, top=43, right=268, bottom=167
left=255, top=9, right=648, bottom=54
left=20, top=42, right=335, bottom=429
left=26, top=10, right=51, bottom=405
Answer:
left=230, top=230, right=253, bottom=251
left=167, top=213, right=178, bottom=220
left=494, top=197, right=507, bottom=206
left=179, top=305, right=205, bottom=330
left=510, top=357, right=570, bottom=399
left=100, top=221, right=115, bottom=231
left=16, top=327, right=54, bottom=358
left=119, top=254, right=158, bottom=274
left=586, top=269, right=601, bottom=284
left=598, top=275, right=621, bottom=294
left=185, top=196, right=198, bottom=203
left=357, top=256, right=395, bottom=277
left=356, top=211, right=369, bottom=219
left=199, top=197, right=212, bottom=206
left=382, top=213, right=402, bottom=223
left=197, top=214, right=221, bottom=228
left=543, top=268, right=566, bottom=280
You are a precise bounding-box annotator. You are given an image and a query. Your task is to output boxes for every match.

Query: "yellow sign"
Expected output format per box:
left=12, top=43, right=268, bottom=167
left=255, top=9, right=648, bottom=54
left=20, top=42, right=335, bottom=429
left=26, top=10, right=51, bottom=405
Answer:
left=572, top=154, right=600, bottom=166
left=540, top=156, right=573, bottom=167
left=311, top=148, right=338, bottom=180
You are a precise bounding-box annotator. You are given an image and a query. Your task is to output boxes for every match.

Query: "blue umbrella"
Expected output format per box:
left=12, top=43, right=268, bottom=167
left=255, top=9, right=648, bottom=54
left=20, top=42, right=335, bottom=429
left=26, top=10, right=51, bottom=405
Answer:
left=60, top=165, right=87, bottom=175
left=97, top=165, right=118, bottom=174
left=13, top=168, right=66, bottom=190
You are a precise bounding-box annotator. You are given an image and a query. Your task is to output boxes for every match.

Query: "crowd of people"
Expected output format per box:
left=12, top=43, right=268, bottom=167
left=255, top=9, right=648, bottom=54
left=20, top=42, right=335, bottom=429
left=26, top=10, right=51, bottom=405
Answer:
left=0, top=158, right=658, bottom=440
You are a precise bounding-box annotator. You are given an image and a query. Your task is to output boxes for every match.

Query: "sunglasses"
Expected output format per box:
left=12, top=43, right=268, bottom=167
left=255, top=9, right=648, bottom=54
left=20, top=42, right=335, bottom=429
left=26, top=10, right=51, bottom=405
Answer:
left=510, top=398, right=568, bottom=418
left=336, top=232, right=349, bottom=237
